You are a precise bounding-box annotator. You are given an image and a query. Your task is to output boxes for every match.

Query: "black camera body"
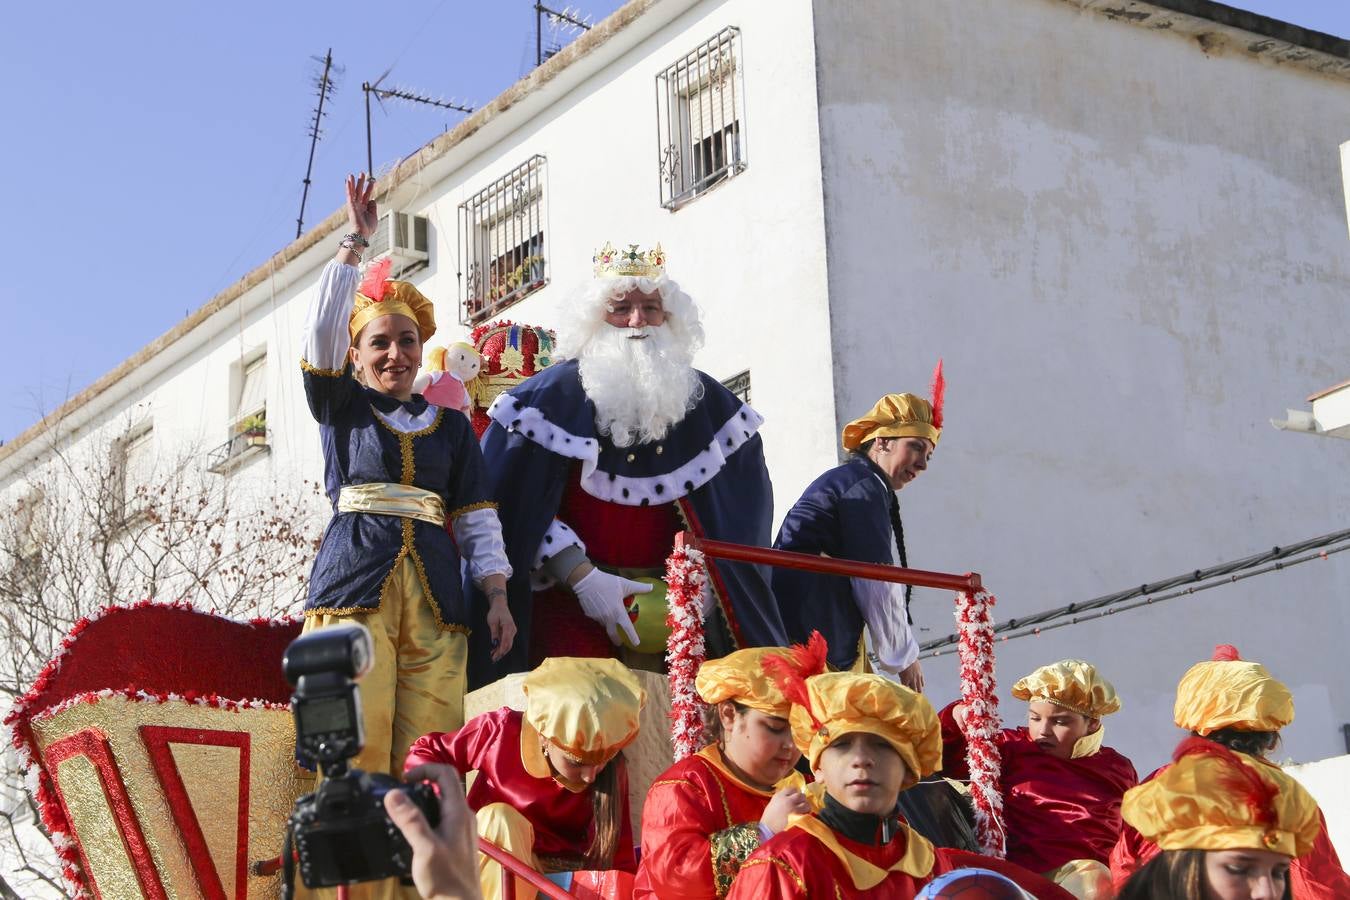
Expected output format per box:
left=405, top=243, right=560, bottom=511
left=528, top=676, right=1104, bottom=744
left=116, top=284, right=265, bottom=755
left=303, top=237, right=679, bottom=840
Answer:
left=281, top=623, right=439, bottom=892
left=289, top=769, right=439, bottom=887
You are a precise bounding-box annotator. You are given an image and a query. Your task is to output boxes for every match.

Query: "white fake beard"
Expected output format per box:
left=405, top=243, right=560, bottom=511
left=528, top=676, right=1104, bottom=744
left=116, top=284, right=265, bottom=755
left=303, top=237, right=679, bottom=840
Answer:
left=578, top=326, right=702, bottom=448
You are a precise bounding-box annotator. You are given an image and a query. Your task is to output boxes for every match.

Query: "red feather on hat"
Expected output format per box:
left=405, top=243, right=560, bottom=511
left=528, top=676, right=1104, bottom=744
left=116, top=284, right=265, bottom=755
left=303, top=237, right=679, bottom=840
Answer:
left=1212, top=644, right=1241, bottom=661
left=1172, top=737, right=1278, bottom=827
left=763, top=631, right=829, bottom=730
left=929, top=359, right=945, bottom=430
left=358, top=256, right=393, bottom=302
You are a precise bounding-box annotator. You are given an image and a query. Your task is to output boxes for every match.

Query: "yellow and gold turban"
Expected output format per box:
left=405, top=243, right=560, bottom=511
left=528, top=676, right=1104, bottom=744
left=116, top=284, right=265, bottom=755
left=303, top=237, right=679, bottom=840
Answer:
left=349, top=279, right=437, bottom=343
left=521, top=657, right=646, bottom=766
left=1174, top=645, right=1294, bottom=736
left=698, top=646, right=818, bottom=718
left=1122, top=739, right=1319, bottom=859
left=1011, top=659, right=1121, bottom=719
left=788, top=672, right=941, bottom=790
left=842, top=394, right=940, bottom=451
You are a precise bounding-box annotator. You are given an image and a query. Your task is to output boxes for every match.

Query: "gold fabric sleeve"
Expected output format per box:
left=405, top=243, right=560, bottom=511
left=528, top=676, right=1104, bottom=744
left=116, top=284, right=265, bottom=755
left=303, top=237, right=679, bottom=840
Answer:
left=711, top=822, right=762, bottom=897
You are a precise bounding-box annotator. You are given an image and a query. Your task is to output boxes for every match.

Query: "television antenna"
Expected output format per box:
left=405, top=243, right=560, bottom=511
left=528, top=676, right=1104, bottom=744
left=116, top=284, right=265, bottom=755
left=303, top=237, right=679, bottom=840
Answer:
left=296, top=49, right=344, bottom=239
left=362, top=70, right=475, bottom=176
left=535, top=3, right=592, bottom=66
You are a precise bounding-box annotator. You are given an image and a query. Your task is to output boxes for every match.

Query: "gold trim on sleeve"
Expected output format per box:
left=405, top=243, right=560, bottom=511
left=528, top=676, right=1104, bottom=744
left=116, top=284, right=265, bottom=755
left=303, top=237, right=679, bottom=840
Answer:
left=449, top=500, right=499, bottom=520
left=710, top=823, right=761, bottom=897
left=300, top=358, right=347, bottom=378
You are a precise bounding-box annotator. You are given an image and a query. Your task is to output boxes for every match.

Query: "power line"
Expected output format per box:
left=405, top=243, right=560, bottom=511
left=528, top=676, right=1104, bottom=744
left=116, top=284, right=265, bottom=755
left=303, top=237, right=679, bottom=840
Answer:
left=920, top=527, right=1350, bottom=655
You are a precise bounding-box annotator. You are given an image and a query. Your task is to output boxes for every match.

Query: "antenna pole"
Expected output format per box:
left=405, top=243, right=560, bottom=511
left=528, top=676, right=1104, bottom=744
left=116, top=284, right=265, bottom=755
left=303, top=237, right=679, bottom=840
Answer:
left=297, top=49, right=340, bottom=239
left=363, top=82, right=374, bottom=177
left=536, top=2, right=544, bottom=67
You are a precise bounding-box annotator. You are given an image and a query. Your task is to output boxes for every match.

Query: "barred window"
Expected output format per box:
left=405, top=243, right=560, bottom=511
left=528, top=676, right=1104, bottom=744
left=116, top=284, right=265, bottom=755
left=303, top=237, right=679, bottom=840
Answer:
left=656, top=27, right=746, bottom=210
left=722, top=370, right=751, bottom=405
left=459, top=155, right=548, bottom=324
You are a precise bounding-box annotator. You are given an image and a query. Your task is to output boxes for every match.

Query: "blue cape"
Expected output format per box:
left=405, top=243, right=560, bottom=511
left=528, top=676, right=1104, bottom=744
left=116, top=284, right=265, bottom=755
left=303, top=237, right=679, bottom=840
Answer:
left=467, top=359, right=786, bottom=686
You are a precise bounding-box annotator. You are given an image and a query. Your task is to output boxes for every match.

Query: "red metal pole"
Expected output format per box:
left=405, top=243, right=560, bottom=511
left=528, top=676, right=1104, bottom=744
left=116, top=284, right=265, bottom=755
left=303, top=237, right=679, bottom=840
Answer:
left=477, top=837, right=577, bottom=899
left=674, top=532, right=982, bottom=593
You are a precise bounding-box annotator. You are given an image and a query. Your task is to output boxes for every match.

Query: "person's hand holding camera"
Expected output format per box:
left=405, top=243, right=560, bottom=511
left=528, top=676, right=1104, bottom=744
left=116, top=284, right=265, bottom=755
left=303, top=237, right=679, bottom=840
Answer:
left=384, top=764, right=482, bottom=900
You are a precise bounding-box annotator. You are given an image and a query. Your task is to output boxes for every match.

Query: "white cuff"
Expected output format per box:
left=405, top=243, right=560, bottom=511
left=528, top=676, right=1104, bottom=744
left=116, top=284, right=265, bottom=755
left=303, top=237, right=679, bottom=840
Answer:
left=529, top=519, right=586, bottom=590
left=453, top=507, right=512, bottom=583
left=852, top=576, right=918, bottom=672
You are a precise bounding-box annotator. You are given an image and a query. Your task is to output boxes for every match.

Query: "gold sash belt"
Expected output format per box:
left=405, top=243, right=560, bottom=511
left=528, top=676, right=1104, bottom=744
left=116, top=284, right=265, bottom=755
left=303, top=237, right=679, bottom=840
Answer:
left=337, top=483, right=446, bottom=527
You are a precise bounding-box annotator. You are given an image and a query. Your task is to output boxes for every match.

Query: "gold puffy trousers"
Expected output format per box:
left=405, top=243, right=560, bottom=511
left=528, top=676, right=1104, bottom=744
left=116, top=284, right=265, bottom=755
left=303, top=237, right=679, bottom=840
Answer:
left=298, top=556, right=468, bottom=900
left=477, top=802, right=542, bottom=900
left=302, top=556, right=468, bottom=777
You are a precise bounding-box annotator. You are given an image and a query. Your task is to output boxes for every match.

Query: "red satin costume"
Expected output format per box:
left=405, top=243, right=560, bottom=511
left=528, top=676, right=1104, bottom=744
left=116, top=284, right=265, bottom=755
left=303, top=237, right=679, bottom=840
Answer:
left=938, top=702, right=1137, bottom=874
left=1110, top=763, right=1350, bottom=899
left=726, top=821, right=1076, bottom=899
left=405, top=708, right=636, bottom=872
left=634, top=746, right=777, bottom=899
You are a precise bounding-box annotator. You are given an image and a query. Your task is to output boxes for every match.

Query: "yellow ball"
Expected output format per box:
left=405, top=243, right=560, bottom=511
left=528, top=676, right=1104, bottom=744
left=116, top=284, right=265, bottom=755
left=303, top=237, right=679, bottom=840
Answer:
left=622, top=577, right=671, bottom=655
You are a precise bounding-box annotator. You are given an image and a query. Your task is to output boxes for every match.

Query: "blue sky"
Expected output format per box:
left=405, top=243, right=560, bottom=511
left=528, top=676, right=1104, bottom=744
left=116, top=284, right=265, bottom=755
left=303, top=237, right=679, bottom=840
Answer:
left=1, top=0, right=1347, bottom=443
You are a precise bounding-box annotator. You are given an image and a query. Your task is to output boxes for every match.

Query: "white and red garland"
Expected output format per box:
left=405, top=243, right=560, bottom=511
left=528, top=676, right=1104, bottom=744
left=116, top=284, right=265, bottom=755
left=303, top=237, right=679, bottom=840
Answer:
left=955, top=589, right=1007, bottom=857
left=664, top=546, right=708, bottom=760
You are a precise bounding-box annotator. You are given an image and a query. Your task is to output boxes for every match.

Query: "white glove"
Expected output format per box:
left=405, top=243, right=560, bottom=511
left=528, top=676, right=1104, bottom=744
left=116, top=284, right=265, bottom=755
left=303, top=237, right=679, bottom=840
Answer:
left=573, top=569, right=648, bottom=646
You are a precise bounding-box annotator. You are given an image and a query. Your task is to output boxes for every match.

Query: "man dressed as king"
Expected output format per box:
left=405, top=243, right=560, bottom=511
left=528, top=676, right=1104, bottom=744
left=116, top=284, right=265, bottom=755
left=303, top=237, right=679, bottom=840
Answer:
left=467, top=242, right=786, bottom=685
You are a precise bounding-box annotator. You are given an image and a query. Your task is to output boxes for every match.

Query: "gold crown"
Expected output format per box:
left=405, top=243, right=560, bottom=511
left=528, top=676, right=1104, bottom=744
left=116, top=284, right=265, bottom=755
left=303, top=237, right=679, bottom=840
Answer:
left=593, top=241, right=666, bottom=278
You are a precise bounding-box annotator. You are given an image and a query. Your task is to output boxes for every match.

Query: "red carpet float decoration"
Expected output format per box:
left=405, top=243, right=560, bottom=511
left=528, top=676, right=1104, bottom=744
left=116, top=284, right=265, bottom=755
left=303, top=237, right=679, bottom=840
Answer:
left=4, top=601, right=304, bottom=898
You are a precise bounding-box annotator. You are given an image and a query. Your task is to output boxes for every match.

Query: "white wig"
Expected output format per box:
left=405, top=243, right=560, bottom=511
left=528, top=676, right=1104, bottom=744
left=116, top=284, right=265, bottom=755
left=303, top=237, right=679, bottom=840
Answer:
left=555, top=274, right=705, bottom=360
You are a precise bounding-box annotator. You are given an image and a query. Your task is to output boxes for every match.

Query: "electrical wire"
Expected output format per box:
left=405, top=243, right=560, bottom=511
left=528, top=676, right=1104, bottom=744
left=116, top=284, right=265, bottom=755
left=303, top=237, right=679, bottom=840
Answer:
left=920, top=527, right=1350, bottom=655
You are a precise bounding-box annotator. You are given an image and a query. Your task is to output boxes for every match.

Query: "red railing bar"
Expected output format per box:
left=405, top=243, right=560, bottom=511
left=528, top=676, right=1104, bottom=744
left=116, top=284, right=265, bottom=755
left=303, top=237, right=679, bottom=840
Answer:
left=477, top=837, right=577, bottom=900
left=675, top=532, right=982, bottom=593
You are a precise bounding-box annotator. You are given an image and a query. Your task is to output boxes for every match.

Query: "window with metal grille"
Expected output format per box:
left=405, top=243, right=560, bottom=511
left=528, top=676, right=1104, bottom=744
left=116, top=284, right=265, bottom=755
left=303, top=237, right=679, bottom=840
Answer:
left=722, top=369, right=751, bottom=405
left=458, top=155, right=548, bottom=324
left=656, top=27, right=746, bottom=210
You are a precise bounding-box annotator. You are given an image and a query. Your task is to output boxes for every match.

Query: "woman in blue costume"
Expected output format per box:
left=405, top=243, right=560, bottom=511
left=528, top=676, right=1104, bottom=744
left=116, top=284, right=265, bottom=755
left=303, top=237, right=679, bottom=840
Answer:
left=299, top=173, right=516, bottom=778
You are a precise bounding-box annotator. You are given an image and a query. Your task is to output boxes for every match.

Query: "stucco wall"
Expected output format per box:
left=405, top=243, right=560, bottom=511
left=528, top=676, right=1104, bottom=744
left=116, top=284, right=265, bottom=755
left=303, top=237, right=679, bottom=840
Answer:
left=0, top=0, right=835, bottom=588
left=812, top=0, right=1350, bottom=770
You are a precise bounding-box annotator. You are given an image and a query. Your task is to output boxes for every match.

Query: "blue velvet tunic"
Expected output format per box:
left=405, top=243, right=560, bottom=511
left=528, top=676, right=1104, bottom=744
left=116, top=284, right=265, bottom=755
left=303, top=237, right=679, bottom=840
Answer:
left=302, top=364, right=494, bottom=630
left=773, top=455, right=899, bottom=670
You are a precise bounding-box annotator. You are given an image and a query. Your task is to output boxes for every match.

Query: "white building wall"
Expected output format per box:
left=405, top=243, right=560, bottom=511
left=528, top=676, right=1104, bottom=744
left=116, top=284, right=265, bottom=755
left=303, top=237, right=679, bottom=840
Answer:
left=812, top=0, right=1350, bottom=770
left=0, top=0, right=837, bottom=577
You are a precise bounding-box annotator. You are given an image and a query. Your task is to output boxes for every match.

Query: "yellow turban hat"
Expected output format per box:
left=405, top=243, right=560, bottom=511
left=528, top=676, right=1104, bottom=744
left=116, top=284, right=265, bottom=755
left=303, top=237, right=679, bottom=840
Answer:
left=1011, top=659, right=1121, bottom=718
left=787, top=672, right=941, bottom=790
left=1173, top=645, right=1294, bottom=736
left=842, top=394, right=940, bottom=451
left=522, top=657, right=646, bottom=765
left=841, top=361, right=946, bottom=451
left=348, top=259, right=437, bottom=343
left=697, top=638, right=829, bottom=718
left=1122, top=739, right=1319, bottom=858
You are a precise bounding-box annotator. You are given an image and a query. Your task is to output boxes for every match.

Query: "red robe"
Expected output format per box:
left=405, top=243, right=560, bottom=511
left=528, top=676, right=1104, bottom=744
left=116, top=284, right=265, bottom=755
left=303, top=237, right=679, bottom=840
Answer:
left=1110, top=763, right=1350, bottom=899
left=634, top=745, right=786, bottom=899
left=405, top=707, right=636, bottom=871
left=725, top=815, right=1076, bottom=899
left=938, top=701, right=1137, bottom=874
left=531, top=464, right=683, bottom=663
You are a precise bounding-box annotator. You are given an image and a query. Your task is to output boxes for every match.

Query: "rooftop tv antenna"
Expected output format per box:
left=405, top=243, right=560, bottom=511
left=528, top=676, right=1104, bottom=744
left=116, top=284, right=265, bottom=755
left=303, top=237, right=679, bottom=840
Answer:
left=296, top=49, right=344, bottom=239
left=535, top=3, right=592, bottom=66
left=361, top=71, right=475, bottom=177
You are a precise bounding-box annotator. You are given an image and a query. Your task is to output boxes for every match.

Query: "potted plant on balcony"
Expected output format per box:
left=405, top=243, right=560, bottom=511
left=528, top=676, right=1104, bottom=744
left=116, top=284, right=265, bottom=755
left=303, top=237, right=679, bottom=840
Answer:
left=236, top=414, right=267, bottom=448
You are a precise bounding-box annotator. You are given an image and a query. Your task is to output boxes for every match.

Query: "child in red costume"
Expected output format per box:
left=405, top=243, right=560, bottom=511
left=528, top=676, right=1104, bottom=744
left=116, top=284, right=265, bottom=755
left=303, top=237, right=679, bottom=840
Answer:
left=940, top=659, right=1136, bottom=897
left=635, top=641, right=827, bottom=899
left=1110, top=645, right=1350, bottom=899
left=727, top=668, right=1075, bottom=899
left=1117, top=737, right=1322, bottom=899
left=405, top=657, right=644, bottom=900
